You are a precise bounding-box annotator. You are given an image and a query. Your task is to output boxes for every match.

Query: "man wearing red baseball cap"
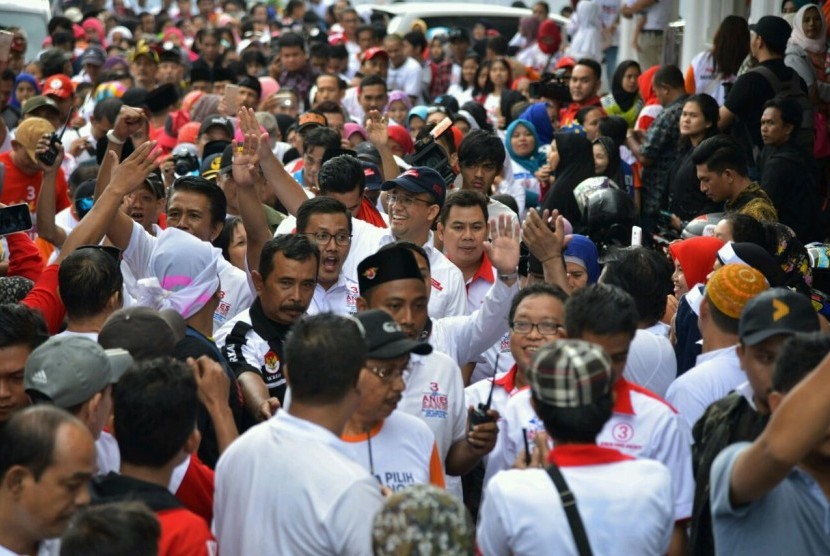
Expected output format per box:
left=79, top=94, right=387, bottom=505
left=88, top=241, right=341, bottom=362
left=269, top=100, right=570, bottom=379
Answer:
left=41, top=74, right=74, bottom=122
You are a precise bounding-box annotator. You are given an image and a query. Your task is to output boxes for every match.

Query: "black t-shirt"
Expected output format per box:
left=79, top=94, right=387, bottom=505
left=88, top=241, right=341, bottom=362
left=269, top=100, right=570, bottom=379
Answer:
left=174, top=327, right=244, bottom=468
left=725, top=59, right=807, bottom=153
left=669, top=146, right=722, bottom=220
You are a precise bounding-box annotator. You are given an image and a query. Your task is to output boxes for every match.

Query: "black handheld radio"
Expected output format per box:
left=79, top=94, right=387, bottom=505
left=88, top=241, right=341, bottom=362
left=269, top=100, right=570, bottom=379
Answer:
left=37, top=107, right=73, bottom=167
left=469, top=352, right=500, bottom=431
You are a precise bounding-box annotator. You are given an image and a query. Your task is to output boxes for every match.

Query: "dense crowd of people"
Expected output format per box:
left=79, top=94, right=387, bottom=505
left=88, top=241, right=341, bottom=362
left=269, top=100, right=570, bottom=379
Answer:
left=1, top=0, right=830, bottom=554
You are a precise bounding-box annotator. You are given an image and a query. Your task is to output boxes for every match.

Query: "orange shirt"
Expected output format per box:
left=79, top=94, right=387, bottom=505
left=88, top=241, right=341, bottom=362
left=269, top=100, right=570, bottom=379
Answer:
left=0, top=151, right=70, bottom=239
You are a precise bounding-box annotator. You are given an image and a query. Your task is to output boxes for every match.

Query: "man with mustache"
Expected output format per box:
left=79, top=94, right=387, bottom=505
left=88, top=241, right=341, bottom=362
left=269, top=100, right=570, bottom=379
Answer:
left=215, top=234, right=319, bottom=422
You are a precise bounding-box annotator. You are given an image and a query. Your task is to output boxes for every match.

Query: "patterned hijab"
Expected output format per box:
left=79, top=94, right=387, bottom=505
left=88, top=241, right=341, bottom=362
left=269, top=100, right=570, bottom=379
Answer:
left=372, top=484, right=474, bottom=555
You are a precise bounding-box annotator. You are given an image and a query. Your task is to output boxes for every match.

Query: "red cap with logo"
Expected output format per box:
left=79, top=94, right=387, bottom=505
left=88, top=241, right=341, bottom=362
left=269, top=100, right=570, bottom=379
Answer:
left=42, top=74, right=74, bottom=99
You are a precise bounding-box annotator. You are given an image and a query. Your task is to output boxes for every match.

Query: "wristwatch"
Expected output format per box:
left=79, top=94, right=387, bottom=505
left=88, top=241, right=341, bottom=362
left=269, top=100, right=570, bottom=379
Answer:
left=498, top=271, right=519, bottom=282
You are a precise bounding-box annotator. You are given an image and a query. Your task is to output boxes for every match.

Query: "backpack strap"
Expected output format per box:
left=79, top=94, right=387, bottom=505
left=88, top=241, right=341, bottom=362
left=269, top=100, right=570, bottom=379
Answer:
left=546, top=464, right=594, bottom=556
left=752, top=65, right=783, bottom=92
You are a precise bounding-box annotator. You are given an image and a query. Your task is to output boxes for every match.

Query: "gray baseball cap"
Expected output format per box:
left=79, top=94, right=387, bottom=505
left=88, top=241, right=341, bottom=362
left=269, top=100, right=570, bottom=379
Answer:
left=25, top=336, right=134, bottom=408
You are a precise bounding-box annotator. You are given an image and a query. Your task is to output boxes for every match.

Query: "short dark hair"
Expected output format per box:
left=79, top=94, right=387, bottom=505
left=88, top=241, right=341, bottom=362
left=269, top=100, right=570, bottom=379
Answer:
left=601, top=247, right=672, bottom=326
left=403, top=30, right=427, bottom=53
left=92, top=98, right=124, bottom=125
left=598, top=116, right=627, bottom=148
left=113, top=358, right=198, bottom=467
left=310, top=42, right=331, bottom=60
left=315, top=99, right=346, bottom=116
left=318, top=155, right=365, bottom=194
left=356, top=23, right=375, bottom=39
left=439, top=189, right=489, bottom=226
left=575, top=58, right=602, bottom=81
left=653, top=65, right=685, bottom=90
left=509, top=283, right=569, bottom=322
left=316, top=72, right=346, bottom=90
left=284, top=313, right=367, bottom=403
left=278, top=31, right=306, bottom=51
left=762, top=97, right=803, bottom=131
left=0, top=304, right=48, bottom=350
left=213, top=215, right=243, bottom=264
left=296, top=196, right=352, bottom=233
left=259, top=233, right=320, bottom=279
left=692, top=135, right=749, bottom=177
left=565, top=283, right=638, bottom=339
left=303, top=126, right=341, bottom=152
left=170, top=176, right=228, bottom=226
left=533, top=0, right=550, bottom=15
left=359, top=74, right=388, bottom=93
left=706, top=296, right=740, bottom=335
left=534, top=392, right=614, bottom=443
left=576, top=105, right=604, bottom=126
left=60, top=502, right=161, bottom=556
left=0, top=405, right=80, bottom=481
left=58, top=248, right=123, bottom=321
left=457, top=129, right=506, bottom=171
left=772, top=331, right=830, bottom=393
left=723, top=212, right=766, bottom=245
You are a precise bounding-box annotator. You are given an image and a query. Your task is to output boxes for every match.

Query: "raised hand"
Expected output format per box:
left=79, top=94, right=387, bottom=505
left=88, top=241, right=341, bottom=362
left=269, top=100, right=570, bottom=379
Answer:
left=232, top=130, right=261, bottom=188
left=522, top=208, right=567, bottom=263
left=108, top=140, right=161, bottom=196
left=238, top=107, right=271, bottom=159
left=365, top=109, right=389, bottom=147
left=111, top=106, right=147, bottom=143
left=34, top=132, right=63, bottom=174
left=484, top=213, right=521, bottom=275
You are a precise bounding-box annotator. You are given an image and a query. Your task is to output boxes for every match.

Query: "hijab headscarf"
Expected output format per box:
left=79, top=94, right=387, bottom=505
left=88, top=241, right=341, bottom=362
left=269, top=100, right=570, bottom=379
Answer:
left=611, top=60, right=641, bottom=112
left=790, top=4, right=827, bottom=53
left=190, top=93, right=221, bottom=122
left=460, top=101, right=491, bottom=131
left=638, top=65, right=661, bottom=106
left=668, top=236, right=724, bottom=289
left=407, top=105, right=428, bottom=129
left=717, top=242, right=787, bottom=286
left=505, top=119, right=546, bottom=173
left=385, top=90, right=412, bottom=114
left=563, top=234, right=600, bottom=283
left=542, top=132, right=595, bottom=226
left=519, top=102, right=553, bottom=145
left=593, top=136, right=625, bottom=186
left=519, top=17, right=541, bottom=42
left=10, top=74, right=39, bottom=108
left=537, top=18, right=562, bottom=55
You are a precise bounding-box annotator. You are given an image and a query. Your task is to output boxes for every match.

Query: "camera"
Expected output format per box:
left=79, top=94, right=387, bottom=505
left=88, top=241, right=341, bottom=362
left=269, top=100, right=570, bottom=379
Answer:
left=406, top=117, right=456, bottom=187
left=528, top=69, right=572, bottom=104
left=171, top=143, right=200, bottom=178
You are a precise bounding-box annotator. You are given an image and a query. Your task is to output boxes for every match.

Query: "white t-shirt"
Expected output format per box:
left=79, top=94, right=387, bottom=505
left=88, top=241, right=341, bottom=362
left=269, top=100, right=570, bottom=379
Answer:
left=489, top=378, right=694, bottom=521
left=388, top=57, right=424, bottom=100
left=122, top=221, right=254, bottom=334
left=342, top=86, right=364, bottom=124
left=624, top=329, right=677, bottom=397
left=665, top=345, right=743, bottom=429
left=214, top=411, right=383, bottom=555
left=398, top=350, right=467, bottom=498
left=307, top=273, right=360, bottom=317
left=478, top=446, right=674, bottom=556
left=45, top=207, right=80, bottom=264
left=338, top=410, right=445, bottom=491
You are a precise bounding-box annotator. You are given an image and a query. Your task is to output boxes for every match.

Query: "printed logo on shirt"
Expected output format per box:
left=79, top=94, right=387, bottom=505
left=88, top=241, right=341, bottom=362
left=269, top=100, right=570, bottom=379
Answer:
left=612, top=422, right=635, bottom=443
left=421, top=382, right=448, bottom=419
left=600, top=417, right=643, bottom=452
left=215, top=300, right=231, bottom=318
left=378, top=471, right=417, bottom=492
left=499, top=332, right=510, bottom=352
left=263, top=351, right=281, bottom=375
left=430, top=277, right=443, bottom=291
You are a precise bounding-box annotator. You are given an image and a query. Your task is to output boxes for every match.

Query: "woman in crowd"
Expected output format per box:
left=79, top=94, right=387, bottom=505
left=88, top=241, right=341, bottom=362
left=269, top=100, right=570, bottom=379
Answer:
left=447, top=52, right=481, bottom=105
left=668, top=93, right=723, bottom=223
left=541, top=132, right=595, bottom=227
left=477, top=57, right=512, bottom=130
left=563, top=234, right=600, bottom=291
left=575, top=105, right=606, bottom=141
left=685, top=15, right=750, bottom=105
left=565, top=0, right=603, bottom=63
left=601, top=60, right=643, bottom=128
left=384, top=91, right=411, bottom=126
left=593, top=136, right=628, bottom=192
left=505, top=118, right=546, bottom=207
left=407, top=106, right=428, bottom=139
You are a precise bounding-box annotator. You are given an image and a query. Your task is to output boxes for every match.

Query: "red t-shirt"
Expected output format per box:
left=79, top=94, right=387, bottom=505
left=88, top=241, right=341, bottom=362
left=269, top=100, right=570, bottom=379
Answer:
left=0, top=151, right=70, bottom=239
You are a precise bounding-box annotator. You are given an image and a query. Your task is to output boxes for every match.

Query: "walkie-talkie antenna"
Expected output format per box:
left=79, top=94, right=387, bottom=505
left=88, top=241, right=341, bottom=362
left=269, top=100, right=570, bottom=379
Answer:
left=483, top=351, right=500, bottom=410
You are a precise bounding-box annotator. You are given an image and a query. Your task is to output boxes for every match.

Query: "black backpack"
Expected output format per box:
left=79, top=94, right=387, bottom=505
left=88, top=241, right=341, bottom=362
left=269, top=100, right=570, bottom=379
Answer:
left=751, top=65, right=814, bottom=156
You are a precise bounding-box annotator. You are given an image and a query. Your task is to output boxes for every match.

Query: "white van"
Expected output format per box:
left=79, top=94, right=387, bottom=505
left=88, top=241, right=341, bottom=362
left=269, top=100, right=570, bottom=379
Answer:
left=367, top=3, right=568, bottom=42
left=0, top=0, right=51, bottom=61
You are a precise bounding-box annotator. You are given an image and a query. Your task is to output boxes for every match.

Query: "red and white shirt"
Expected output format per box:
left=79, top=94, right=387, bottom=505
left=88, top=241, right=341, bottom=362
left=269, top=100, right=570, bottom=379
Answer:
left=487, top=378, right=694, bottom=521
left=464, top=253, right=496, bottom=314
left=478, top=444, right=673, bottom=556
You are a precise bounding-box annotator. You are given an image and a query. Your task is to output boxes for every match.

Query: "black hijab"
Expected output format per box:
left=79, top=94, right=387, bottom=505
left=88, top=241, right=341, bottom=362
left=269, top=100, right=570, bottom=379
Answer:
left=611, top=60, right=641, bottom=112
left=542, top=132, right=595, bottom=226
left=594, top=135, right=624, bottom=186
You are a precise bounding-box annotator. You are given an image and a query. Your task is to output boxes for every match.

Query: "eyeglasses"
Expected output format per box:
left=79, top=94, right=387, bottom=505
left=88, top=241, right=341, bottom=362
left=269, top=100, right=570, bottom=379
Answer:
left=302, top=231, right=352, bottom=246
left=366, top=359, right=410, bottom=382
left=509, top=321, right=564, bottom=335
left=387, top=193, right=434, bottom=208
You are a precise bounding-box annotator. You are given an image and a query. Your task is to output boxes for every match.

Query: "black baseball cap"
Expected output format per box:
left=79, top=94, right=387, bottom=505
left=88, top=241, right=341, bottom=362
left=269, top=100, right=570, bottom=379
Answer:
left=362, top=161, right=383, bottom=191
left=749, top=15, right=792, bottom=55
left=739, top=288, right=820, bottom=346
left=199, top=114, right=234, bottom=139
left=356, top=309, right=432, bottom=359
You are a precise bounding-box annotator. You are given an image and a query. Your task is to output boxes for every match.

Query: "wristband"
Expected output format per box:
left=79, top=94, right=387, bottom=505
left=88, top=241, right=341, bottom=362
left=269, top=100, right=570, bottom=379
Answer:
left=498, top=271, right=519, bottom=282
left=106, top=129, right=125, bottom=145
